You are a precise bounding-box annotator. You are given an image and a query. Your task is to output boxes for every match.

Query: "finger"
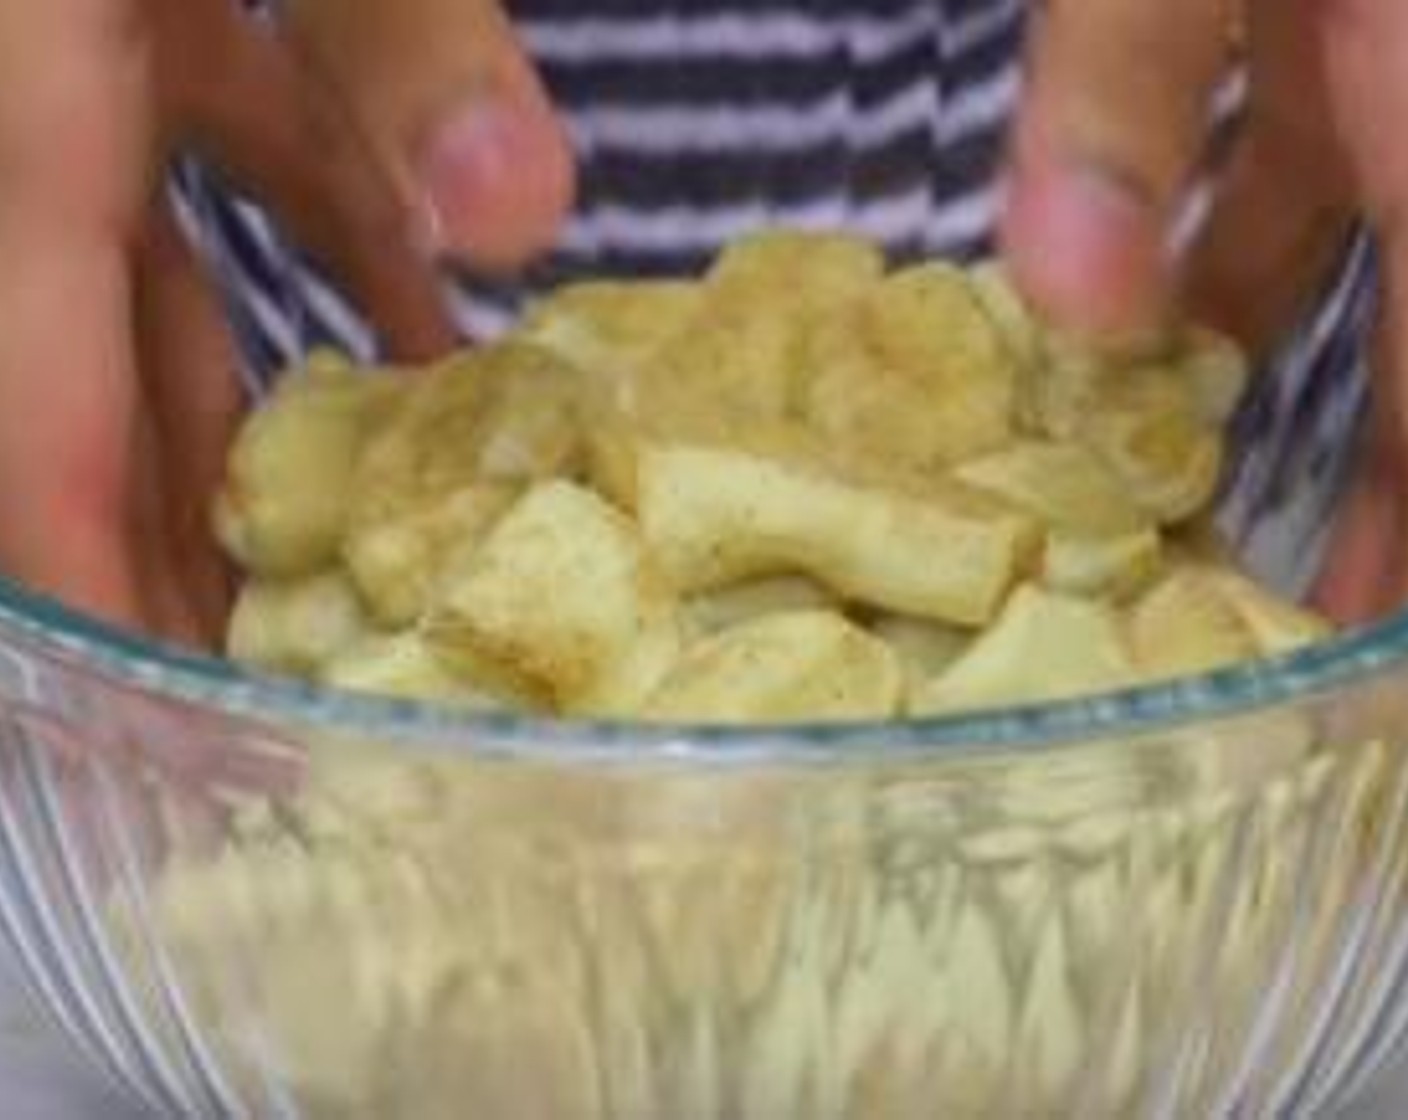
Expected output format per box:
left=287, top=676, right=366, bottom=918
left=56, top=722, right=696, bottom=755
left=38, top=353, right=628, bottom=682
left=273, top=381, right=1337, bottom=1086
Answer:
left=0, top=227, right=146, bottom=628
left=1312, top=0, right=1408, bottom=620
left=133, top=203, right=242, bottom=646
left=1313, top=309, right=1407, bottom=624
left=1321, top=0, right=1408, bottom=230
left=1001, top=0, right=1238, bottom=338
left=285, top=0, right=575, bottom=270
left=151, top=0, right=455, bottom=360
left=1314, top=459, right=1405, bottom=625
left=1330, top=270, right=1408, bottom=620
left=1186, top=0, right=1357, bottom=353
left=128, top=402, right=203, bottom=643
left=0, top=0, right=150, bottom=627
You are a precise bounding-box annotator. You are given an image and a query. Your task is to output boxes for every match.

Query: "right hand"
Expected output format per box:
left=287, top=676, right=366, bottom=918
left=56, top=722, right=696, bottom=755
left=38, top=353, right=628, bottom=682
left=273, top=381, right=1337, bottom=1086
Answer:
left=0, top=0, right=573, bottom=644
left=999, top=0, right=1408, bottom=624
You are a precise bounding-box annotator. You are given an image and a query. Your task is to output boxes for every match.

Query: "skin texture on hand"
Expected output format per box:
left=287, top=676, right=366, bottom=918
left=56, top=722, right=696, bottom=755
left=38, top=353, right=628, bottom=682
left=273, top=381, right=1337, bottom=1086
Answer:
left=286, top=0, right=575, bottom=268
left=1314, top=0, right=1408, bottom=622
left=0, top=0, right=165, bottom=634
left=1000, top=0, right=1405, bottom=624
left=0, top=0, right=572, bottom=643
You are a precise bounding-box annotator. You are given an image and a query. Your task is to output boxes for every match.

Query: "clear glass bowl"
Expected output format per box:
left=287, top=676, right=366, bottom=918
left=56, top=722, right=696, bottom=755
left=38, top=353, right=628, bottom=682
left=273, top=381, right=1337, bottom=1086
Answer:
left=7, top=555, right=1408, bottom=1120
left=5, top=25, right=1406, bottom=1118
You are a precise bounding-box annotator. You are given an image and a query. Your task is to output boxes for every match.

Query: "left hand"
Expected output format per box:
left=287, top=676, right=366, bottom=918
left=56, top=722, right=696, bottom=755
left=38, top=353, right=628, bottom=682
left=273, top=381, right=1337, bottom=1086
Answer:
left=0, top=0, right=573, bottom=643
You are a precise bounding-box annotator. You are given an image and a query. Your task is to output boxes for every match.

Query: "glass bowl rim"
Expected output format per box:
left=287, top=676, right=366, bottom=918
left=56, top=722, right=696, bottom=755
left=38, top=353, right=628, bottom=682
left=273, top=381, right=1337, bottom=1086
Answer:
left=2, top=571, right=1406, bottom=765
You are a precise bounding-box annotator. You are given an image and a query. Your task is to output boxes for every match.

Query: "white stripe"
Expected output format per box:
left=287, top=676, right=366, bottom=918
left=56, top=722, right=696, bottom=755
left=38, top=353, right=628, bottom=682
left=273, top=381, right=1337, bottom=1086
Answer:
left=562, top=197, right=861, bottom=258
left=923, top=185, right=1000, bottom=250
left=944, top=0, right=1024, bottom=56
left=524, top=3, right=1024, bottom=66
left=447, top=286, right=519, bottom=340
left=231, top=198, right=287, bottom=267
left=850, top=187, right=936, bottom=245
left=166, top=187, right=208, bottom=258
left=523, top=7, right=938, bottom=65
left=563, top=51, right=1017, bottom=161
left=294, top=271, right=377, bottom=361
left=568, top=76, right=936, bottom=156
left=237, top=276, right=301, bottom=368
left=226, top=198, right=376, bottom=362
left=221, top=203, right=302, bottom=363
left=167, top=180, right=275, bottom=393
left=557, top=184, right=996, bottom=261
left=1212, top=67, right=1250, bottom=123
left=1169, top=177, right=1217, bottom=260
left=935, top=63, right=1019, bottom=142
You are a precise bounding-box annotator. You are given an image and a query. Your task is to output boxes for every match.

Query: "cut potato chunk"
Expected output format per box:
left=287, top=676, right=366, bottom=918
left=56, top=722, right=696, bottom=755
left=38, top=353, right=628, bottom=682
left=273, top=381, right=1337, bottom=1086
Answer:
left=1078, top=370, right=1223, bottom=525
left=967, top=260, right=1043, bottom=377
left=868, top=613, right=973, bottom=708
left=344, top=484, right=518, bottom=628
left=913, top=585, right=1138, bottom=715
left=606, top=232, right=885, bottom=428
left=865, top=264, right=1011, bottom=382
left=215, top=356, right=403, bottom=578
left=805, top=320, right=1012, bottom=476
left=805, top=263, right=1017, bottom=472
left=706, top=229, right=884, bottom=314
left=586, top=419, right=645, bottom=511
left=1034, top=343, right=1224, bottom=525
left=1181, top=326, right=1251, bottom=426
left=1214, top=571, right=1331, bottom=655
left=228, top=570, right=375, bottom=679
left=347, top=354, right=491, bottom=533
left=321, top=634, right=501, bottom=708
left=636, top=439, right=1039, bottom=626
left=1041, top=528, right=1163, bottom=602
left=954, top=441, right=1148, bottom=535
left=1188, top=566, right=1331, bottom=658
left=426, top=481, right=681, bottom=715
left=474, top=358, right=589, bottom=482
left=1030, top=334, right=1106, bottom=442
left=349, top=343, right=585, bottom=538
left=520, top=280, right=703, bottom=384
left=643, top=610, right=902, bottom=724
left=685, top=576, right=837, bottom=636
left=645, top=299, right=812, bottom=423
left=1128, top=566, right=1259, bottom=681
left=591, top=412, right=815, bottom=514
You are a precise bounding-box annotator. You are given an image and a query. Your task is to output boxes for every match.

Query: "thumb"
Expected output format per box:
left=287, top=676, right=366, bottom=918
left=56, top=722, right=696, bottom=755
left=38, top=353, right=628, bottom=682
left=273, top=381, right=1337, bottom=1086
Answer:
left=286, top=0, right=575, bottom=271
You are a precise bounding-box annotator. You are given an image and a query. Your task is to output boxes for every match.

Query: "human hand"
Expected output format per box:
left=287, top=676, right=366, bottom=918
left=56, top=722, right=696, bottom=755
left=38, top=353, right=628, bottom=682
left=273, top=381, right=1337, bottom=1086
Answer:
left=1001, top=0, right=1408, bottom=624
left=0, top=0, right=572, bottom=644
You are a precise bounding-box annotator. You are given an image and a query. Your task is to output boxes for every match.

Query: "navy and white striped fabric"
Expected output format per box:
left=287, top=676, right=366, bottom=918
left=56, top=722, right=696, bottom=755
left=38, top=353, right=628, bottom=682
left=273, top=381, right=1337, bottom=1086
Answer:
left=176, top=0, right=1376, bottom=592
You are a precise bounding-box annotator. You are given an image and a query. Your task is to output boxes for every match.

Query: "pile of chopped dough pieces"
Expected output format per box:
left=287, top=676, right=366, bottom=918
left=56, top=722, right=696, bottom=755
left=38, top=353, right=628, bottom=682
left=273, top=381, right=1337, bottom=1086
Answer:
left=216, top=230, right=1331, bottom=722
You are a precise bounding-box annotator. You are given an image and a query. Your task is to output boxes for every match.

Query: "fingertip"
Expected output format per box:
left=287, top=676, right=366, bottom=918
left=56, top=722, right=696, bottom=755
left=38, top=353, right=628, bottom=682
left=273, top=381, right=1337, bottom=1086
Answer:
left=416, top=96, right=576, bottom=271
left=1000, top=150, right=1171, bottom=341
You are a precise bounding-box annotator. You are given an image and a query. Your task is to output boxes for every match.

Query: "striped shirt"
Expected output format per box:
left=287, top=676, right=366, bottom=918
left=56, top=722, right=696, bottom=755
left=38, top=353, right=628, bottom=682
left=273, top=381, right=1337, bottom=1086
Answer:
left=175, top=0, right=1377, bottom=594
